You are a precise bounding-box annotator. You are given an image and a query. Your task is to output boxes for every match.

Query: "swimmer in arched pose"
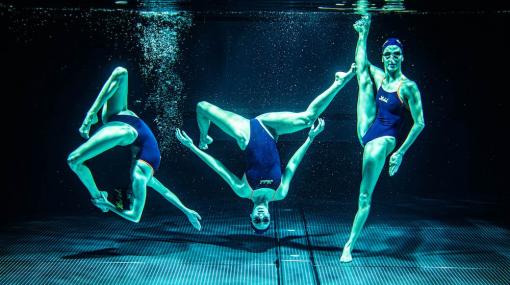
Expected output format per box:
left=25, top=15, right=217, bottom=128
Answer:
left=340, top=16, right=425, bottom=262
left=67, top=67, right=201, bottom=230
left=176, top=64, right=355, bottom=234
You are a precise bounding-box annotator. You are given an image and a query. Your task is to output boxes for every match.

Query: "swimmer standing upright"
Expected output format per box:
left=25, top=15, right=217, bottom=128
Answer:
left=340, top=15, right=425, bottom=262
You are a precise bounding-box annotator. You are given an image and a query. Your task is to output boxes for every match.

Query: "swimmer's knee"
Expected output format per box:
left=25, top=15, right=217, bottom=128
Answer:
left=364, top=153, right=378, bottom=166
left=112, top=66, right=128, bottom=78
left=300, top=112, right=316, bottom=128
left=358, top=193, right=372, bottom=210
left=197, top=101, right=211, bottom=113
left=67, top=152, right=81, bottom=171
left=116, top=127, right=138, bottom=146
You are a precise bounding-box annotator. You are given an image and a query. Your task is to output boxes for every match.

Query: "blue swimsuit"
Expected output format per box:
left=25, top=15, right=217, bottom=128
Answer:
left=244, top=119, right=282, bottom=191
left=109, top=114, right=161, bottom=170
left=361, top=82, right=406, bottom=146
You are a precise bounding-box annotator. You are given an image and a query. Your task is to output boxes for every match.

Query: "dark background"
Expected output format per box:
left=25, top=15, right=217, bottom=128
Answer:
left=1, top=5, right=507, bottom=225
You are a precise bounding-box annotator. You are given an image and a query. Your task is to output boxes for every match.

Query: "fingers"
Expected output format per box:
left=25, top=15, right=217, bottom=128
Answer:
left=175, top=128, right=191, bottom=141
left=315, top=118, right=325, bottom=131
left=318, top=118, right=325, bottom=128
left=389, top=164, right=398, bottom=176
left=388, top=160, right=400, bottom=176
left=182, top=130, right=191, bottom=140
left=175, top=128, right=185, bottom=142
left=189, top=214, right=202, bottom=231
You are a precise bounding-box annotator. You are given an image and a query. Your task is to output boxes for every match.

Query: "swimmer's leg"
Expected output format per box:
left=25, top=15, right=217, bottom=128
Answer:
left=257, top=65, right=355, bottom=136
left=354, top=16, right=377, bottom=145
left=67, top=124, right=137, bottom=210
left=196, top=101, right=250, bottom=150
left=340, top=137, right=395, bottom=262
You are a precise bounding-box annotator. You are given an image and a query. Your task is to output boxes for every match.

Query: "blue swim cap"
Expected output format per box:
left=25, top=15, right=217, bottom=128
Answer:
left=382, top=38, right=404, bottom=53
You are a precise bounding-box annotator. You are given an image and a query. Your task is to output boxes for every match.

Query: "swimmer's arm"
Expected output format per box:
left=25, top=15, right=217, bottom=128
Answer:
left=189, top=145, right=251, bottom=198
left=389, top=82, right=425, bottom=175
left=397, top=82, right=425, bottom=154
left=175, top=129, right=250, bottom=198
left=148, top=177, right=202, bottom=230
left=274, top=119, right=325, bottom=201
left=370, top=65, right=385, bottom=88
left=274, top=137, right=315, bottom=201
left=97, top=195, right=145, bottom=223
left=148, top=177, right=190, bottom=213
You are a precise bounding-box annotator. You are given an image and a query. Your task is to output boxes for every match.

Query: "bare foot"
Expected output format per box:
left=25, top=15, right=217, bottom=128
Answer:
left=353, top=15, right=371, bottom=35
left=335, top=63, right=356, bottom=84
left=199, top=135, right=213, bottom=150
left=91, top=191, right=109, bottom=213
left=340, top=248, right=352, bottom=263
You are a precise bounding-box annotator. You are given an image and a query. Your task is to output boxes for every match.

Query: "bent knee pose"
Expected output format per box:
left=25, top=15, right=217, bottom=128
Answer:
left=340, top=16, right=425, bottom=262
left=176, top=66, right=355, bottom=234
left=67, top=67, right=201, bottom=230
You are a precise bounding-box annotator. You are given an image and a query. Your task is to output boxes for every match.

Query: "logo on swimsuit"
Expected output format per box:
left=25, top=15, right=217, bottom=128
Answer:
left=260, top=179, right=274, bottom=185
left=379, top=96, right=389, bottom=103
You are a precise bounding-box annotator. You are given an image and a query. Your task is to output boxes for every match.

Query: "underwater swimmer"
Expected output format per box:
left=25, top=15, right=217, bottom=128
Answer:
left=176, top=64, right=355, bottom=234
left=67, top=67, right=201, bottom=230
left=340, top=16, right=425, bottom=262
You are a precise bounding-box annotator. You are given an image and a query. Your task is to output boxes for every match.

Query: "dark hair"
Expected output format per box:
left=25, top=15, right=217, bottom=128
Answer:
left=250, top=220, right=270, bottom=234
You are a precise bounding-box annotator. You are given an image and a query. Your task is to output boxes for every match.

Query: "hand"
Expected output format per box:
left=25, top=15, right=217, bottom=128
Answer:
left=308, top=118, right=325, bottom=139
left=353, top=15, right=371, bottom=34
left=185, top=209, right=202, bottom=231
left=389, top=151, right=404, bottom=176
left=175, top=129, right=194, bottom=148
left=79, top=112, right=98, bottom=139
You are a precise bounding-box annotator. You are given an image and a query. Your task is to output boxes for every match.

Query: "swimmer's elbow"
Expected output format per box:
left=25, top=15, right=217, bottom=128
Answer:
left=416, top=121, right=425, bottom=130
left=127, top=210, right=142, bottom=223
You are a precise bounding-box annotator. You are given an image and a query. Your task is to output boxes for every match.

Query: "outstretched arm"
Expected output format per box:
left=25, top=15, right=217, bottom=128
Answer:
left=389, top=82, right=425, bottom=176
left=79, top=67, right=127, bottom=139
left=96, top=163, right=150, bottom=223
left=148, top=177, right=202, bottom=230
left=95, top=187, right=146, bottom=223
left=175, top=129, right=251, bottom=199
left=274, top=118, right=325, bottom=201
